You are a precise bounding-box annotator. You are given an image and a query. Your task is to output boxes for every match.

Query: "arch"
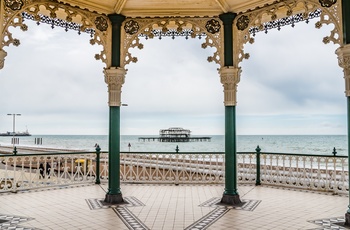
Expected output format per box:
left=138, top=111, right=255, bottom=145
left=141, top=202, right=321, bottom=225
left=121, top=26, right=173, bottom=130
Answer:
left=120, top=17, right=224, bottom=69
left=0, top=0, right=111, bottom=69
left=232, top=0, right=342, bottom=68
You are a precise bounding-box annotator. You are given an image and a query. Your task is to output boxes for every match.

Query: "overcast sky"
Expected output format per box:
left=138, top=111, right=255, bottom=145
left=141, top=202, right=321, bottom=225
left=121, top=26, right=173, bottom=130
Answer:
left=0, top=18, right=345, bottom=135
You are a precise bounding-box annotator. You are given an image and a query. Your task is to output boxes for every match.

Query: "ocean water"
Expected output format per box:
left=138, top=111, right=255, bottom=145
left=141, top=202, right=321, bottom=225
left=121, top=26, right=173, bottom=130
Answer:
left=0, top=135, right=347, bottom=156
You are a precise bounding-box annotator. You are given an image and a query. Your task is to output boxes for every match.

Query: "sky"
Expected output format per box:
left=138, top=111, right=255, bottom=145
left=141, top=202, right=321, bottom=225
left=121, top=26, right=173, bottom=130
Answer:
left=0, top=18, right=346, bottom=135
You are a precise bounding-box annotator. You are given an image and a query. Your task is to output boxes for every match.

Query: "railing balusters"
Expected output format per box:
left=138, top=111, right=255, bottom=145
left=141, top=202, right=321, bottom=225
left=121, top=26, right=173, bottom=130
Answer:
left=0, top=150, right=348, bottom=194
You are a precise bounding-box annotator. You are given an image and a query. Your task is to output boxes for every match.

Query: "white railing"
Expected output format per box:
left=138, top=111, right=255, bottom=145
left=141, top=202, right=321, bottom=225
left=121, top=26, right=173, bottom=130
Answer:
left=119, top=153, right=224, bottom=184
left=0, top=152, right=99, bottom=192
left=0, top=151, right=348, bottom=194
left=259, top=153, right=349, bottom=193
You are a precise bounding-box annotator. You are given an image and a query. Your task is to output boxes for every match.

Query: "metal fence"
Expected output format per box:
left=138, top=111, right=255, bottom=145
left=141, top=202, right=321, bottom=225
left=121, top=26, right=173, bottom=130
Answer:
left=0, top=149, right=348, bottom=194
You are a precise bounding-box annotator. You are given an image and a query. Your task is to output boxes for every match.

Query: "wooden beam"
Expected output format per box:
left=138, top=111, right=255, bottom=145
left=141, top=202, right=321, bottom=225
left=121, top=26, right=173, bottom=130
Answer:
left=214, top=0, right=230, bottom=13
left=114, top=0, right=127, bottom=14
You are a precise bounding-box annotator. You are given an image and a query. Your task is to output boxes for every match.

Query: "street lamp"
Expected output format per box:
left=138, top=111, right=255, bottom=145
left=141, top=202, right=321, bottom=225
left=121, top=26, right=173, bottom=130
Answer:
left=7, top=113, right=21, bottom=146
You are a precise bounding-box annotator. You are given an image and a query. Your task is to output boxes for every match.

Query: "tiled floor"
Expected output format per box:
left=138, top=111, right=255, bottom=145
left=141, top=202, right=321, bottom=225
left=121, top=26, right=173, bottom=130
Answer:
left=0, top=183, right=348, bottom=230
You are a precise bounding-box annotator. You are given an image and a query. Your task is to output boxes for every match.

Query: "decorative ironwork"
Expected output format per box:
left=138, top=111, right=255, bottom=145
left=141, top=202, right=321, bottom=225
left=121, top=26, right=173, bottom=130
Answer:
left=12, top=39, right=20, bottom=46
left=139, top=29, right=206, bottom=40
left=21, top=12, right=95, bottom=36
left=205, top=19, right=221, bottom=34
left=233, top=0, right=341, bottom=68
left=124, top=20, right=139, bottom=35
left=236, top=15, right=249, bottom=31
left=121, top=18, right=223, bottom=67
left=319, top=0, right=337, bottom=7
left=0, top=151, right=348, bottom=193
left=249, top=9, right=322, bottom=36
left=94, top=16, right=108, bottom=32
left=0, top=152, right=99, bottom=192
left=4, top=0, right=23, bottom=11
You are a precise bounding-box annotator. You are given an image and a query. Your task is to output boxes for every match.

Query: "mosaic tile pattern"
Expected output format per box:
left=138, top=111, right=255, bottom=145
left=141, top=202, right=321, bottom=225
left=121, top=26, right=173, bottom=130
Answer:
left=113, top=207, right=150, bottom=230
left=183, top=197, right=262, bottom=230
left=199, top=197, right=262, bottom=211
left=184, top=207, right=229, bottom=230
left=0, top=184, right=348, bottom=229
left=86, top=196, right=145, bottom=210
left=308, top=217, right=349, bottom=230
left=0, top=214, right=37, bottom=230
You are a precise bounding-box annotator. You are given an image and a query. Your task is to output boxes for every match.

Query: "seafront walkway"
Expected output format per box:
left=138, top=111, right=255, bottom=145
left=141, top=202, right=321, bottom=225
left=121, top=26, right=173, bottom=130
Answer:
left=0, top=146, right=349, bottom=229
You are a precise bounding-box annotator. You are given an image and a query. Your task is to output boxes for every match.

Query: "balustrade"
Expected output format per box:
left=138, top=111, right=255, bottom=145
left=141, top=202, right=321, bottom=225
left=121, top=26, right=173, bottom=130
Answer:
left=0, top=149, right=348, bottom=194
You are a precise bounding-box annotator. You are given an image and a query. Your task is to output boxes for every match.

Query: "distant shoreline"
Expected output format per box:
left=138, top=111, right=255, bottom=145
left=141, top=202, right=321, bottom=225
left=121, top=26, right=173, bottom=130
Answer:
left=0, top=134, right=346, bottom=136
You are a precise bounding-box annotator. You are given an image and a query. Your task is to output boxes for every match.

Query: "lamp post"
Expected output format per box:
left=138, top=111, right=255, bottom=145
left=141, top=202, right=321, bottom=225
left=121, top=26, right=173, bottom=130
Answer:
left=7, top=113, right=21, bottom=146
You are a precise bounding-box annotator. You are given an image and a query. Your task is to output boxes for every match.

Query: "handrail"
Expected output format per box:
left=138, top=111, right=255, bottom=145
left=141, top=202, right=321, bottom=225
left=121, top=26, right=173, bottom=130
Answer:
left=0, top=148, right=348, bottom=194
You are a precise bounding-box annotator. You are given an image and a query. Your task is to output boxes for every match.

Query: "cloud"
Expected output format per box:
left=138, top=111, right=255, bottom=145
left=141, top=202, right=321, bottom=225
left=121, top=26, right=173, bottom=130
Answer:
left=238, top=18, right=345, bottom=118
left=0, top=17, right=346, bottom=135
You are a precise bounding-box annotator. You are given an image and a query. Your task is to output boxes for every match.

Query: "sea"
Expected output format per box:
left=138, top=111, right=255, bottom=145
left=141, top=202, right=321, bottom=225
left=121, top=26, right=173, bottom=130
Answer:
left=0, top=135, right=347, bottom=156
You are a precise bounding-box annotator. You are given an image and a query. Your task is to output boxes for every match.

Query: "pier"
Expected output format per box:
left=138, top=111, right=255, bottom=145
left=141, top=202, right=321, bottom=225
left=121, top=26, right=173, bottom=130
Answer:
left=138, top=127, right=211, bottom=142
left=138, top=136, right=211, bottom=142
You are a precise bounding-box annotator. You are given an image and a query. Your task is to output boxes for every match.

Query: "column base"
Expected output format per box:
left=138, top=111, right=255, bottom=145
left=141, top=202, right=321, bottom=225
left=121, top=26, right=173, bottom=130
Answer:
left=104, top=193, right=124, bottom=204
left=220, top=194, right=242, bottom=205
left=345, top=212, right=350, bottom=226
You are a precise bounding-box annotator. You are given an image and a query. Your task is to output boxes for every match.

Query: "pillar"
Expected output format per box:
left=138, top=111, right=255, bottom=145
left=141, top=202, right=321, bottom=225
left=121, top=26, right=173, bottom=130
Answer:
left=104, top=13, right=125, bottom=204
left=336, top=0, right=350, bottom=225
left=219, top=12, right=242, bottom=205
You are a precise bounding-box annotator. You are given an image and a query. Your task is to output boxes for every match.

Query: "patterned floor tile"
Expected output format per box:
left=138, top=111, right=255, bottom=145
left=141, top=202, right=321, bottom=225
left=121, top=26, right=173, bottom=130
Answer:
left=113, top=207, right=150, bottom=230
left=199, top=197, right=262, bottom=211
left=184, top=207, right=229, bottom=230
left=0, top=214, right=38, bottom=230
left=308, top=217, right=349, bottom=229
left=86, top=196, right=145, bottom=210
left=185, top=197, right=262, bottom=230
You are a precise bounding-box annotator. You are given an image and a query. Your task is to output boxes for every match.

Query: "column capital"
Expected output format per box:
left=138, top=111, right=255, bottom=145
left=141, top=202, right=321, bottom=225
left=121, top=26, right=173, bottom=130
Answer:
left=219, top=12, right=237, bottom=25
left=108, top=14, right=126, bottom=26
left=336, top=44, right=350, bottom=96
left=104, top=67, right=126, bottom=106
left=219, top=66, right=241, bottom=106
left=0, top=49, right=8, bottom=69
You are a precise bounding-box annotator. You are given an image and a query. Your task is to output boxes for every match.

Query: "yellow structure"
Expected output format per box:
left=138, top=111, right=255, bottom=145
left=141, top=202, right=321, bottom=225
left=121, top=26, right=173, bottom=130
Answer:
left=1, top=0, right=349, bottom=225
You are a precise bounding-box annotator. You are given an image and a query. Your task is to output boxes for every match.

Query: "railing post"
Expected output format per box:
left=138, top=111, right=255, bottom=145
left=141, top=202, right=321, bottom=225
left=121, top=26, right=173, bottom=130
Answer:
left=95, top=145, right=101, bottom=185
left=256, top=145, right=261, bottom=186
left=332, top=147, right=337, bottom=156
left=175, top=146, right=179, bottom=184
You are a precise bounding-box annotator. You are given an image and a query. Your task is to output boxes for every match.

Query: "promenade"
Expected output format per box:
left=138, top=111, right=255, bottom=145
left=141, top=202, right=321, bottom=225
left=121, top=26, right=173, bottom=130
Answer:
left=0, top=183, right=348, bottom=230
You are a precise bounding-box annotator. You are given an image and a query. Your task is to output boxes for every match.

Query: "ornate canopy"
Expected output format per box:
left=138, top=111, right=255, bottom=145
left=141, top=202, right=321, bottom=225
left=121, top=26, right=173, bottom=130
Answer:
left=0, top=0, right=341, bottom=70
left=54, top=0, right=283, bottom=17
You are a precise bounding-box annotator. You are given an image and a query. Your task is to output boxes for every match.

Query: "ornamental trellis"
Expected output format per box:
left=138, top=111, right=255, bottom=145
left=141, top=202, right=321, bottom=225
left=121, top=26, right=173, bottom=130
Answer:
left=232, top=0, right=342, bottom=68
left=120, top=17, right=224, bottom=69
left=0, top=0, right=343, bottom=74
left=0, top=0, right=112, bottom=69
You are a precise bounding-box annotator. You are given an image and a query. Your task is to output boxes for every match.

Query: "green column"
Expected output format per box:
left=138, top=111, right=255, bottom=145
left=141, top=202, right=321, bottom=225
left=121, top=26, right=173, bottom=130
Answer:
left=342, top=0, right=350, bottom=225
left=105, top=14, right=125, bottom=204
left=342, top=0, right=350, bottom=44
left=107, top=107, right=121, bottom=194
left=224, top=106, right=239, bottom=195
left=219, top=13, right=236, bottom=67
left=219, top=12, right=241, bottom=205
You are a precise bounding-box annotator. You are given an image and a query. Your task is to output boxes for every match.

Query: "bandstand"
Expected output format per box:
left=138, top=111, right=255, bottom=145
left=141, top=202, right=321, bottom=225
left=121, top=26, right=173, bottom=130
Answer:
left=1, top=0, right=350, bottom=226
